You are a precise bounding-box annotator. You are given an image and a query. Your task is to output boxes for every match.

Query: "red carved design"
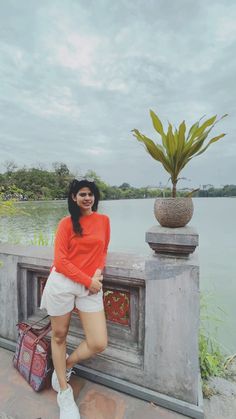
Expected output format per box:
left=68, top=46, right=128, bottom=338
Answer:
left=38, top=276, right=130, bottom=326
left=103, top=289, right=130, bottom=326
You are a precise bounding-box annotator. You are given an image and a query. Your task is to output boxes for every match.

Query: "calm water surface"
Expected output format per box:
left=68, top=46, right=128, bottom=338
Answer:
left=0, top=198, right=235, bottom=352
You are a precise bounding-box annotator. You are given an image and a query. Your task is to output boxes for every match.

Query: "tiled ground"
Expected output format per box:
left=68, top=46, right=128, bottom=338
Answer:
left=0, top=347, right=188, bottom=419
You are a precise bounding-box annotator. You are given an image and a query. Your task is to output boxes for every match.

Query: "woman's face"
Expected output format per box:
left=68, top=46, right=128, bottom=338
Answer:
left=72, top=187, right=95, bottom=213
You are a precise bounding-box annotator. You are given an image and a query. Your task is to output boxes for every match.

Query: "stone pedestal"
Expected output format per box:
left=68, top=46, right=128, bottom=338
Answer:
left=145, top=225, right=200, bottom=407
left=146, top=225, right=199, bottom=256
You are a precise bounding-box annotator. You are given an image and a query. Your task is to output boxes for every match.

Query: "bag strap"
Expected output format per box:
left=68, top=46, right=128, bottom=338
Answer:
left=28, top=322, right=52, bottom=384
left=33, top=323, right=52, bottom=345
left=28, top=344, right=37, bottom=385
left=26, top=314, right=49, bottom=328
left=18, top=315, right=50, bottom=334
left=32, top=314, right=49, bottom=324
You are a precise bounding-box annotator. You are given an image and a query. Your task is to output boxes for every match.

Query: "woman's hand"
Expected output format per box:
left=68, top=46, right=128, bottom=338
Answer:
left=88, top=269, right=103, bottom=294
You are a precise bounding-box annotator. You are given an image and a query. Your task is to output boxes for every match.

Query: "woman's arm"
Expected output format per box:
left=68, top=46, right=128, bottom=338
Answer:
left=98, top=216, right=110, bottom=270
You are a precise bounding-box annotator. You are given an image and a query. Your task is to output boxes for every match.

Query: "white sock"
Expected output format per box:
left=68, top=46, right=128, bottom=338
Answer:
left=60, top=385, right=69, bottom=393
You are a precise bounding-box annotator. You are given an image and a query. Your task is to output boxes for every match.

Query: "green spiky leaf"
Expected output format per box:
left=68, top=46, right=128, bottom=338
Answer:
left=132, top=112, right=227, bottom=197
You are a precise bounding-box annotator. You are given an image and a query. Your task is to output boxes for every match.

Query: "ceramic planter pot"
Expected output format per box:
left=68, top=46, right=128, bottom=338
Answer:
left=154, top=197, right=194, bottom=228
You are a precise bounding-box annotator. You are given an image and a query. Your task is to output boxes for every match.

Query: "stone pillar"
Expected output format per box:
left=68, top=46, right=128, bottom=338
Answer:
left=144, top=225, right=199, bottom=405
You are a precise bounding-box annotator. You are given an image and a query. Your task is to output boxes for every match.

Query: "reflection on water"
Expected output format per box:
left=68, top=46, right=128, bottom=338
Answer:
left=0, top=200, right=67, bottom=245
left=0, top=197, right=235, bottom=352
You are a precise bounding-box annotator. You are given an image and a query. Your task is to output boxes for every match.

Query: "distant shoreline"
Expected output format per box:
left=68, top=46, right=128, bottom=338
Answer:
left=12, top=195, right=236, bottom=203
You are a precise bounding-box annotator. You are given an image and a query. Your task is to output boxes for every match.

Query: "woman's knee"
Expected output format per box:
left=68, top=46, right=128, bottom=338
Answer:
left=87, top=337, right=108, bottom=354
left=52, top=328, right=68, bottom=345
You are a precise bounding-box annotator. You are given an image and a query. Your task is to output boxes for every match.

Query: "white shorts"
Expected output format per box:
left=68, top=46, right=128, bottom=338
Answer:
left=40, top=268, right=104, bottom=316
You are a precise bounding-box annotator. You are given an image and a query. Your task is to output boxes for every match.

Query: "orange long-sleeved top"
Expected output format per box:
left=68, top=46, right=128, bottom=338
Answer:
left=53, top=212, right=110, bottom=288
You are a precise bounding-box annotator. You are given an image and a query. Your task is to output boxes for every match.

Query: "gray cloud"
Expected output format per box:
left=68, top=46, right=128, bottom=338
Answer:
left=0, top=0, right=235, bottom=187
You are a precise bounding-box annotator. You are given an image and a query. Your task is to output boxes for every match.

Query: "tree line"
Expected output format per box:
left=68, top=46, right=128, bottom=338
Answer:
left=0, top=162, right=235, bottom=201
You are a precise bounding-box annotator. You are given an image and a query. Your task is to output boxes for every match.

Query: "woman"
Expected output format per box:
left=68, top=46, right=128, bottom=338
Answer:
left=40, top=179, right=110, bottom=419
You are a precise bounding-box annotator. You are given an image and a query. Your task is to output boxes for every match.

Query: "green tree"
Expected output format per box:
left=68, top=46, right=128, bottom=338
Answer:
left=119, top=182, right=131, bottom=190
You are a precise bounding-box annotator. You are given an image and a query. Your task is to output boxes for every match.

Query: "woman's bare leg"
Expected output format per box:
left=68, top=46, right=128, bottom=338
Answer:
left=66, top=310, right=107, bottom=369
left=50, top=311, right=71, bottom=390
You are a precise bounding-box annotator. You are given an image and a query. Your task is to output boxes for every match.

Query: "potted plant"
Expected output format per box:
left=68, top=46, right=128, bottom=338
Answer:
left=132, top=111, right=227, bottom=227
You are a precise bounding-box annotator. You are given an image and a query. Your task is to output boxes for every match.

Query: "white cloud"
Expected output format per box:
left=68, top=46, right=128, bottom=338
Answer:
left=0, top=42, right=27, bottom=69
left=56, top=33, right=101, bottom=71
left=86, top=147, right=110, bottom=156
left=216, top=17, right=236, bottom=44
left=0, top=0, right=235, bottom=186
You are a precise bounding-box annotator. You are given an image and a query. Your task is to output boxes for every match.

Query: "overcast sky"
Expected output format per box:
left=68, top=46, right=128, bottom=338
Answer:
left=0, top=0, right=235, bottom=188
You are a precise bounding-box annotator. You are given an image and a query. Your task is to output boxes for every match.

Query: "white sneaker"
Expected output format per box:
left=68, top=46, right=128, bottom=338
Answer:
left=57, top=384, right=80, bottom=419
left=52, top=354, right=75, bottom=392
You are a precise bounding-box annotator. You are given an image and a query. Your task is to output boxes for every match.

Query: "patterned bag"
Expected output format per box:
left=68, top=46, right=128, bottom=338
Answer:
left=13, top=315, right=53, bottom=391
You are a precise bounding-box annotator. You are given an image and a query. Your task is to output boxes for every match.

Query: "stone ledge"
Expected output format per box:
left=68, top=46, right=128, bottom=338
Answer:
left=146, top=225, right=198, bottom=256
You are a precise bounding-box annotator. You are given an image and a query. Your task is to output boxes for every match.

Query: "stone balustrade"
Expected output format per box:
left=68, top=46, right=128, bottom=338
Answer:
left=0, top=225, right=203, bottom=418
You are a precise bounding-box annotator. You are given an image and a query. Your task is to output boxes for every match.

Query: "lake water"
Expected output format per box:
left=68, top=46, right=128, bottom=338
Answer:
left=0, top=198, right=235, bottom=353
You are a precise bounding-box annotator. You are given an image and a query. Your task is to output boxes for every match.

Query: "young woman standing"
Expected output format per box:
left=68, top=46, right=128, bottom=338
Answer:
left=40, top=179, right=110, bottom=419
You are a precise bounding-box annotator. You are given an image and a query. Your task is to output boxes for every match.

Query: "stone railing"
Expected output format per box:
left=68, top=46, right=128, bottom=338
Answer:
left=0, top=225, right=203, bottom=419
left=17, top=254, right=145, bottom=371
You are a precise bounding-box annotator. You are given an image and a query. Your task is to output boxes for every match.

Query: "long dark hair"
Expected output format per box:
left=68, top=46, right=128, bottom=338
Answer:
left=68, top=179, right=100, bottom=235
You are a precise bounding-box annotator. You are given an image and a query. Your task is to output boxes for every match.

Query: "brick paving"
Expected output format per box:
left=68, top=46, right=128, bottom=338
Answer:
left=0, top=347, right=188, bottom=419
